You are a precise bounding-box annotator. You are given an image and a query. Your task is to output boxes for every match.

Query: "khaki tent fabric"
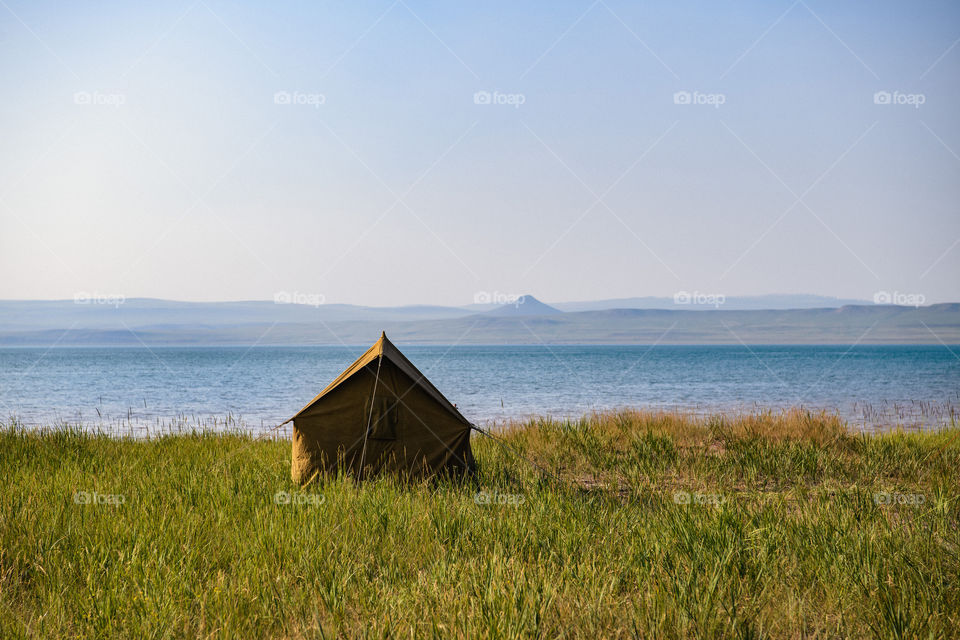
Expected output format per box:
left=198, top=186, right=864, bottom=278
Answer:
left=287, top=332, right=474, bottom=483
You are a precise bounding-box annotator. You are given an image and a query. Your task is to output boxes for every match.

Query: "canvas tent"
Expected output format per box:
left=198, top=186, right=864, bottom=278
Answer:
left=285, top=332, right=475, bottom=483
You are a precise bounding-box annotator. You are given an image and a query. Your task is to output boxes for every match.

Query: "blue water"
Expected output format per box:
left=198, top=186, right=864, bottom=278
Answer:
left=0, top=345, right=958, bottom=432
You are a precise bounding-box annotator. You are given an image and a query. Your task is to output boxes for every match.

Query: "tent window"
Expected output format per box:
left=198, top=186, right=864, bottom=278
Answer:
left=366, top=396, right=398, bottom=440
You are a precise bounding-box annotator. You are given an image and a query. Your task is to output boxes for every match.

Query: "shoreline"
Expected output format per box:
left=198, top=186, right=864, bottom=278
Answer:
left=5, top=403, right=958, bottom=438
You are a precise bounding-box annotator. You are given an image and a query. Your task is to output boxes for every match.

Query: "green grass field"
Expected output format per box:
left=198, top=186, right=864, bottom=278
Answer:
left=2, top=410, right=959, bottom=639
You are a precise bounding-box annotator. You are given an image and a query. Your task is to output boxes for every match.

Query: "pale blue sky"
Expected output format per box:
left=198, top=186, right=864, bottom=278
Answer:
left=1, top=0, right=958, bottom=305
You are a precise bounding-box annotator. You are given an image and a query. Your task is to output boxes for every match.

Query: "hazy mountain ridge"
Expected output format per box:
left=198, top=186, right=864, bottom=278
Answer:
left=0, top=297, right=957, bottom=345
left=0, top=293, right=878, bottom=332
left=552, top=294, right=871, bottom=312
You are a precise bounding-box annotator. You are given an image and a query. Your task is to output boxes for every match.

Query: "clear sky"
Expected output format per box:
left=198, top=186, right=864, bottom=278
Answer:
left=1, top=0, right=958, bottom=306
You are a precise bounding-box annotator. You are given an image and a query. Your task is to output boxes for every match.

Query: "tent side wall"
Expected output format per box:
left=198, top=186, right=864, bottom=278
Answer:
left=291, top=366, right=373, bottom=483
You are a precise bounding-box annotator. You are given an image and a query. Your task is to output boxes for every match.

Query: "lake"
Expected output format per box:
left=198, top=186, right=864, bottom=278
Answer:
left=1, top=345, right=958, bottom=433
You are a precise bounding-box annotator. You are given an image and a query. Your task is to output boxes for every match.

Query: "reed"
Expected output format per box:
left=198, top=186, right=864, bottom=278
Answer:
left=2, top=409, right=958, bottom=638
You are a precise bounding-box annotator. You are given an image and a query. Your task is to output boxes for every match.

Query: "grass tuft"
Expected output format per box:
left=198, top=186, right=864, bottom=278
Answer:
left=2, top=409, right=958, bottom=638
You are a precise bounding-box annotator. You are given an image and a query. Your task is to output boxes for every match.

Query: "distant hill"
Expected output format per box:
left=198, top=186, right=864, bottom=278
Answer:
left=0, top=298, right=473, bottom=332
left=482, top=295, right=562, bottom=317
left=552, top=294, right=870, bottom=312
left=0, top=299, right=957, bottom=345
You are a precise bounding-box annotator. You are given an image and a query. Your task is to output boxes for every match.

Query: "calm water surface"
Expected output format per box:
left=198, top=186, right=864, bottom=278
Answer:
left=1, top=345, right=958, bottom=433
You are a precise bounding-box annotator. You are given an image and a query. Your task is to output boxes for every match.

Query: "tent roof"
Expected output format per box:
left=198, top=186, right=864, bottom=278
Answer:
left=287, top=332, right=470, bottom=425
